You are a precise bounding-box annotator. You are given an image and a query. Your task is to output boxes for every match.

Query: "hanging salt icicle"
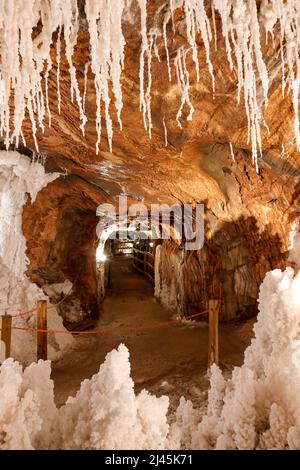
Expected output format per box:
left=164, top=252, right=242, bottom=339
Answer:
left=212, top=0, right=234, bottom=71
left=263, top=0, right=300, bottom=150
left=163, top=10, right=172, bottom=81
left=162, top=117, right=168, bottom=146
left=138, top=0, right=166, bottom=138
left=0, top=0, right=300, bottom=168
left=175, top=47, right=195, bottom=128
left=0, top=0, right=87, bottom=150
left=45, top=61, right=52, bottom=127
left=170, top=0, right=176, bottom=32
left=229, top=142, right=235, bottom=162
left=183, top=0, right=215, bottom=91
left=138, top=0, right=151, bottom=134
left=56, top=26, right=62, bottom=115
left=85, top=0, right=126, bottom=153
left=145, top=33, right=156, bottom=139
left=61, top=1, right=87, bottom=135
left=183, top=1, right=200, bottom=82
left=213, top=0, right=269, bottom=170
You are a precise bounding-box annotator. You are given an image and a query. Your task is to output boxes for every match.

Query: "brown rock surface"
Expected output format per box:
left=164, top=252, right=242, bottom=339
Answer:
left=7, top=3, right=300, bottom=321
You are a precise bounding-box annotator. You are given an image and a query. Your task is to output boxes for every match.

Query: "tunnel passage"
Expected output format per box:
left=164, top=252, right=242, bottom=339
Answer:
left=97, top=236, right=159, bottom=299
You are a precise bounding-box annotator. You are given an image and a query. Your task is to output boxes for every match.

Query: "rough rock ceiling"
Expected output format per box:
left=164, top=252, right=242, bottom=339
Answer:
left=14, top=2, right=298, bottom=220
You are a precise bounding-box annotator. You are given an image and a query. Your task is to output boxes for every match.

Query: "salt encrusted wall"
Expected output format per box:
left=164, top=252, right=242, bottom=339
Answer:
left=0, top=151, right=73, bottom=364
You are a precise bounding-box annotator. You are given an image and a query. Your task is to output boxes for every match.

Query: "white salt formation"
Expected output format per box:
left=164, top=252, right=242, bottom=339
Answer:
left=289, top=224, right=300, bottom=269
left=168, top=268, right=300, bottom=450
left=58, top=344, right=169, bottom=450
left=0, top=359, right=58, bottom=450
left=0, top=151, right=73, bottom=364
left=0, top=344, right=169, bottom=450
left=0, top=1, right=300, bottom=167
left=2, top=268, right=300, bottom=449
left=85, top=0, right=126, bottom=152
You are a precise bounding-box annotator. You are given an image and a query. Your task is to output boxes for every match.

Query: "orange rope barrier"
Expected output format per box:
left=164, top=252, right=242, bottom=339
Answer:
left=12, top=309, right=209, bottom=335
left=11, top=307, right=37, bottom=318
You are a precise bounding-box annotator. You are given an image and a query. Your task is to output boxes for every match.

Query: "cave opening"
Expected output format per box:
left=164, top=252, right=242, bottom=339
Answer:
left=96, top=231, right=161, bottom=301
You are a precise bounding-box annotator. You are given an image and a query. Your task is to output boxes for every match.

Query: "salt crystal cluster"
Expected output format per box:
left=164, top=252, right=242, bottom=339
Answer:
left=0, top=1, right=300, bottom=168
left=169, top=268, right=300, bottom=450
left=0, top=151, right=73, bottom=364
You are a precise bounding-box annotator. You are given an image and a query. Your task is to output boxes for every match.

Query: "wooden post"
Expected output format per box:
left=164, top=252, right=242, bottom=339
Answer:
left=1, top=313, right=12, bottom=359
left=37, top=300, right=47, bottom=361
left=208, top=300, right=219, bottom=366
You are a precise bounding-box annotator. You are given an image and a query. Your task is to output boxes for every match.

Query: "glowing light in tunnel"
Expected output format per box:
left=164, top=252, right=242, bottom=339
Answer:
left=96, top=246, right=107, bottom=263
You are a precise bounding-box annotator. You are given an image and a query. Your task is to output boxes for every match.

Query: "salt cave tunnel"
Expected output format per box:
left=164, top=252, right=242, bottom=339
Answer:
left=1, top=0, right=300, bottom=453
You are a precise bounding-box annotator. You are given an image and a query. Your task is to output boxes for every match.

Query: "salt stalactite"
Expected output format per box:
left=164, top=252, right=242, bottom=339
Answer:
left=138, top=0, right=165, bottom=138
left=0, top=0, right=87, bottom=150
left=0, top=1, right=300, bottom=168
left=229, top=142, right=235, bottom=161
left=260, top=0, right=300, bottom=150
left=162, top=117, right=168, bottom=146
left=145, top=33, right=154, bottom=138
left=138, top=0, right=152, bottom=135
left=56, top=26, right=62, bottom=115
left=212, top=0, right=269, bottom=170
left=85, top=0, right=126, bottom=153
left=183, top=0, right=215, bottom=91
left=210, top=0, right=300, bottom=169
left=83, top=61, right=90, bottom=114
left=175, top=47, right=195, bottom=128
left=61, top=1, right=87, bottom=135
left=170, top=0, right=176, bottom=31
left=163, top=9, right=172, bottom=82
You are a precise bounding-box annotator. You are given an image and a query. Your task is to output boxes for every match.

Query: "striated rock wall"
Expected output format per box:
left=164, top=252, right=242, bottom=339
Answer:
left=155, top=212, right=290, bottom=321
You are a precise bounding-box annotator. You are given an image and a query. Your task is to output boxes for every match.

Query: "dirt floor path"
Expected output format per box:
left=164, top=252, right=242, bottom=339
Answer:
left=52, top=257, right=254, bottom=410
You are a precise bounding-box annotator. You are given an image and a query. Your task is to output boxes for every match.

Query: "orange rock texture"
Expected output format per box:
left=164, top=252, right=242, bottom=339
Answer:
left=11, top=2, right=300, bottom=321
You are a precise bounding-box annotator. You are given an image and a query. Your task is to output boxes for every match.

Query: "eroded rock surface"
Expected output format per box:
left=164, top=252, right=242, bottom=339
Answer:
left=11, top=3, right=300, bottom=321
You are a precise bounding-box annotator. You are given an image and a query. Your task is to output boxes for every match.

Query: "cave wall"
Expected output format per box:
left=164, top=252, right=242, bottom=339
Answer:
left=22, top=175, right=108, bottom=326
left=155, top=213, right=290, bottom=321
left=20, top=138, right=299, bottom=324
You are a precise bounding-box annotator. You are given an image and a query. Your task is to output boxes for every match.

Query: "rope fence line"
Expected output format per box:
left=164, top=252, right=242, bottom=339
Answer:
left=10, top=307, right=37, bottom=319
left=11, top=309, right=210, bottom=335
left=0, top=282, right=75, bottom=320
left=1, top=285, right=222, bottom=366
